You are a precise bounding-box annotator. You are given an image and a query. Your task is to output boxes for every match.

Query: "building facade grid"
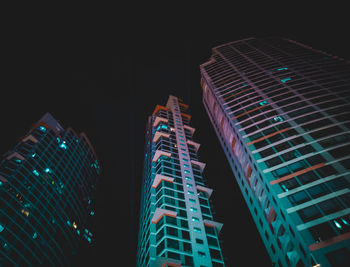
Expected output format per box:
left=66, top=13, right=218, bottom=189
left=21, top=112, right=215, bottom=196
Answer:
left=200, top=37, right=350, bottom=267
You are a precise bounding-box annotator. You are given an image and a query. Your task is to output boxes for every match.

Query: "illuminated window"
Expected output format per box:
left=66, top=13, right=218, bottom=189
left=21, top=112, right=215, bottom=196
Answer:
left=194, top=227, right=201, bottom=233
left=185, top=176, right=191, bottom=180
left=187, top=191, right=194, bottom=195
left=190, top=207, right=197, bottom=212
left=39, top=126, right=46, bottom=132
left=44, top=168, right=50, bottom=173
left=0, top=225, right=4, bottom=232
left=184, top=170, right=190, bottom=174
left=186, top=183, right=193, bottom=188
left=184, top=164, right=189, bottom=168
left=183, top=158, right=188, bottom=162
left=189, top=199, right=196, bottom=203
left=59, top=141, right=67, bottom=150
left=281, top=78, right=291, bottom=83
left=32, top=232, right=37, bottom=239
left=192, top=217, right=199, bottom=222
left=333, top=220, right=342, bottom=229
left=33, top=170, right=39, bottom=176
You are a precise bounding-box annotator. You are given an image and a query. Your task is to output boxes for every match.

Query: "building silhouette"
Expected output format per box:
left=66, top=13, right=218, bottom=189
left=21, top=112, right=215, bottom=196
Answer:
left=137, top=95, right=225, bottom=266
left=200, top=37, right=350, bottom=266
left=0, top=112, right=99, bottom=266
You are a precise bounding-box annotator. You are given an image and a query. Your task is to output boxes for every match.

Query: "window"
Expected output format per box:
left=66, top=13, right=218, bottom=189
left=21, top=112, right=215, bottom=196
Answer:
left=157, top=240, right=165, bottom=255
left=194, top=227, right=201, bottom=233
left=182, top=230, right=190, bottom=240
left=207, top=236, right=219, bottom=247
left=196, top=238, right=204, bottom=244
left=298, top=205, right=322, bottom=222
left=288, top=191, right=310, bottom=206
left=183, top=242, right=192, bottom=253
left=166, top=227, right=178, bottom=237
left=198, top=251, right=206, bottom=257
left=167, top=238, right=179, bottom=250
left=167, top=251, right=180, bottom=260
left=326, top=248, right=350, bottom=266
left=192, top=217, right=199, bottom=222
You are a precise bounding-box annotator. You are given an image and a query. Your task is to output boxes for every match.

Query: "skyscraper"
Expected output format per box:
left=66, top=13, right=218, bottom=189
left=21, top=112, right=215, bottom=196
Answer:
left=0, top=112, right=99, bottom=266
left=137, top=95, right=225, bottom=267
left=200, top=37, right=350, bottom=267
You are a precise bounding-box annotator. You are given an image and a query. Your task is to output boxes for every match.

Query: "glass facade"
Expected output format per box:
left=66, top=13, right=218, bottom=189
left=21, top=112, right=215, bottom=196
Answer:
left=200, top=37, right=350, bottom=267
left=0, top=112, right=99, bottom=266
left=137, top=95, right=225, bottom=267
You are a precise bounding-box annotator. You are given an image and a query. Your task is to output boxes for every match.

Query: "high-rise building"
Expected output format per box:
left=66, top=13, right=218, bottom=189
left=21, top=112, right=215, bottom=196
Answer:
left=200, top=37, right=350, bottom=267
left=0, top=112, right=99, bottom=266
left=137, top=95, right=225, bottom=267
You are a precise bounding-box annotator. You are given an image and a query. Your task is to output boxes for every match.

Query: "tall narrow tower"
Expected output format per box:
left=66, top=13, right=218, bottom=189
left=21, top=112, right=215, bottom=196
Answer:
left=137, top=95, right=225, bottom=267
left=200, top=37, right=350, bottom=267
left=0, top=112, right=99, bottom=266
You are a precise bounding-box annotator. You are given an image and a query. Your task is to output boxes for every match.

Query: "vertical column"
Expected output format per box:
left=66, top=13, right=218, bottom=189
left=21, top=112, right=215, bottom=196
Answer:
left=168, top=96, right=212, bottom=267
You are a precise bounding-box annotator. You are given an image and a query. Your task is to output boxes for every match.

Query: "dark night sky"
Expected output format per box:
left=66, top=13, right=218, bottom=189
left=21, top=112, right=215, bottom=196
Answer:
left=1, top=4, right=349, bottom=267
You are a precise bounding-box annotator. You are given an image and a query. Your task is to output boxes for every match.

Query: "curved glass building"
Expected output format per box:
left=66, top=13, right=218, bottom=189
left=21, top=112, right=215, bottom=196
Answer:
left=200, top=37, right=350, bottom=266
left=0, top=112, right=99, bottom=266
left=137, top=95, right=225, bottom=267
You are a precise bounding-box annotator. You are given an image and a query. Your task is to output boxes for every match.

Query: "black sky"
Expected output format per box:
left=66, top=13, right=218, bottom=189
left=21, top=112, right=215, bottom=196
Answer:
left=2, top=4, right=349, bottom=267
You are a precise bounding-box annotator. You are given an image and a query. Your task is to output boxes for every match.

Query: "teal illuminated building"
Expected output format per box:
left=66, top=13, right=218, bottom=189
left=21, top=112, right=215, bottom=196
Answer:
left=137, top=95, right=225, bottom=267
left=0, top=113, right=99, bottom=266
left=200, top=37, right=350, bottom=266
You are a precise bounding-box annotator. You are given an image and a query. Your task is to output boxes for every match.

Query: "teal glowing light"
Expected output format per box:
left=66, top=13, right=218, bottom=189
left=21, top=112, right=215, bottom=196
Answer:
left=281, top=184, right=288, bottom=192
left=273, top=116, right=284, bottom=122
left=334, top=220, right=342, bottom=229
left=0, top=181, right=2, bottom=186
left=59, top=141, right=67, bottom=150
left=87, top=237, right=91, bottom=243
left=67, top=220, right=71, bottom=226
left=33, top=170, right=39, bottom=176
left=90, top=211, right=95, bottom=216
left=342, top=218, right=350, bottom=226
left=77, top=230, right=80, bottom=235
left=56, top=137, right=60, bottom=143
left=184, top=170, right=190, bottom=174
left=88, top=199, right=91, bottom=205
left=259, top=100, right=268, bottom=106
left=31, top=153, right=36, bottom=158
left=277, top=67, right=288, bottom=71
left=44, top=168, right=50, bottom=173
left=184, top=164, right=189, bottom=168
left=33, top=232, right=37, bottom=239
left=281, top=78, right=291, bottom=83
left=39, top=126, right=46, bottom=132
left=14, top=158, right=21, bottom=163
left=0, top=224, right=4, bottom=232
